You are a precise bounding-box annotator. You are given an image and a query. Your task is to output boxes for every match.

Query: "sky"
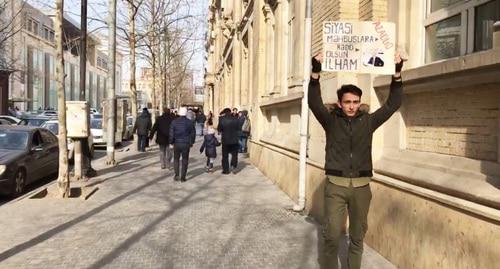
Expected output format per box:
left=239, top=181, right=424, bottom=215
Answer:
left=29, top=0, right=208, bottom=87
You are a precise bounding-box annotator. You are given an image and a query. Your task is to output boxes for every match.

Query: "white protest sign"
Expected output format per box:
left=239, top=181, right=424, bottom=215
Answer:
left=322, top=21, right=396, bottom=74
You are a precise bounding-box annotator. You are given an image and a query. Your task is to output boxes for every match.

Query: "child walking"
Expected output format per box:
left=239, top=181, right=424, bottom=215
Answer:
left=200, top=126, right=221, bottom=172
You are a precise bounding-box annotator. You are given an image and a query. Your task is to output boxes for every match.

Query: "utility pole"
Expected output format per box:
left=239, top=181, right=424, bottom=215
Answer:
left=106, top=0, right=117, bottom=165
left=294, top=0, right=312, bottom=212
left=74, top=0, right=89, bottom=179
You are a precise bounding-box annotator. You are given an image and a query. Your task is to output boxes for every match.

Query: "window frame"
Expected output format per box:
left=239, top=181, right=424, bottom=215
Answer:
left=424, top=0, right=496, bottom=62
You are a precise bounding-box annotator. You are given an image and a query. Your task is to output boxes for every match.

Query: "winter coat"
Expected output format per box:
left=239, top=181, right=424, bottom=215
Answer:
left=150, top=113, right=175, bottom=145
left=308, top=76, right=402, bottom=178
left=169, top=116, right=195, bottom=146
left=133, top=112, right=152, bottom=136
left=196, top=114, right=207, bottom=124
left=200, top=134, right=221, bottom=158
left=217, top=114, right=241, bottom=145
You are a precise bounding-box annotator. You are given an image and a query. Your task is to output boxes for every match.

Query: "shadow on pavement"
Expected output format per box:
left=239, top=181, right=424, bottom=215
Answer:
left=85, top=177, right=219, bottom=269
left=0, top=171, right=218, bottom=263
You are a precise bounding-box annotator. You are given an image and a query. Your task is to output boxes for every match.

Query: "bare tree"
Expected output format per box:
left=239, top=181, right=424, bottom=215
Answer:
left=0, top=0, right=26, bottom=73
left=55, top=0, right=70, bottom=197
left=125, top=0, right=145, bottom=123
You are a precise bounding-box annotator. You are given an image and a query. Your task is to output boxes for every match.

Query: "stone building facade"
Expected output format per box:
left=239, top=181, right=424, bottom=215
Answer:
left=6, top=1, right=122, bottom=112
left=205, top=0, right=500, bottom=268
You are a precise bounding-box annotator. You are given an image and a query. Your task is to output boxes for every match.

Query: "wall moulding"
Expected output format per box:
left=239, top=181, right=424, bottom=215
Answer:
left=259, top=91, right=303, bottom=110
left=374, top=49, right=500, bottom=94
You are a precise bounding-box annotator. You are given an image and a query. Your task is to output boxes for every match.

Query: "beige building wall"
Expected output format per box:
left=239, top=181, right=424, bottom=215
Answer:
left=205, top=1, right=500, bottom=268
left=7, top=2, right=121, bottom=112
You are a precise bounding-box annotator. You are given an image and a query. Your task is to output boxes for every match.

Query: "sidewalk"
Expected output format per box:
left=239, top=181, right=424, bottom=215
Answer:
left=0, top=139, right=397, bottom=269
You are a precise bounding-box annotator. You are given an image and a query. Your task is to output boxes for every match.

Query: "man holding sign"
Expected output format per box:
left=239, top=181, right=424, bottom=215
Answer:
left=309, top=52, right=404, bottom=268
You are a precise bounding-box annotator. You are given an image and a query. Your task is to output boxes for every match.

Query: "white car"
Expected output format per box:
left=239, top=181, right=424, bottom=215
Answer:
left=40, top=120, right=94, bottom=160
left=90, top=118, right=105, bottom=147
left=0, top=115, right=21, bottom=125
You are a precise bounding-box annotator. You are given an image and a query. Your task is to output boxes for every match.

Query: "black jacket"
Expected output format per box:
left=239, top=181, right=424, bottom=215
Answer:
left=217, top=115, right=241, bottom=145
left=200, top=134, right=221, bottom=158
left=150, top=113, right=175, bottom=145
left=169, top=116, right=195, bottom=146
left=133, top=112, right=152, bottom=136
left=308, top=76, right=402, bottom=178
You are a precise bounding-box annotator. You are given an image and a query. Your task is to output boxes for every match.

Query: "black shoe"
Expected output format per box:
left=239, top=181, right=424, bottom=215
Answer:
left=174, top=175, right=179, bottom=181
left=222, top=171, right=230, bottom=175
left=180, top=178, right=186, bottom=182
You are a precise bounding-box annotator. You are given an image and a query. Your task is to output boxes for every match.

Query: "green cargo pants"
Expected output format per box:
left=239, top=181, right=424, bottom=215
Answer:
left=324, top=181, right=372, bottom=269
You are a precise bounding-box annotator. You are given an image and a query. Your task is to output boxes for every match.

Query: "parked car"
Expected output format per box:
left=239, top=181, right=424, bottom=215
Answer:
left=0, top=115, right=21, bottom=125
left=90, top=113, right=103, bottom=119
left=90, top=118, right=105, bottom=147
left=0, top=125, right=59, bottom=196
left=40, top=120, right=94, bottom=160
left=39, top=110, right=57, bottom=117
left=18, top=115, right=56, bottom=127
left=0, top=119, right=11, bottom=125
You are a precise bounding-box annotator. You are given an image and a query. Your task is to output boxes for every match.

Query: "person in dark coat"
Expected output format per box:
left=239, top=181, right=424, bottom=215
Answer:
left=149, top=107, right=175, bottom=169
left=217, top=107, right=241, bottom=174
left=199, top=126, right=221, bottom=173
left=133, top=108, right=152, bottom=152
left=195, top=111, right=207, bottom=136
left=238, top=110, right=250, bottom=153
left=309, top=53, right=404, bottom=269
left=169, top=107, right=195, bottom=182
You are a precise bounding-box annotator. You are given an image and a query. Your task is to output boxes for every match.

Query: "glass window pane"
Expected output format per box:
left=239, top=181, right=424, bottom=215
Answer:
left=431, top=0, right=464, bottom=12
left=425, top=15, right=461, bottom=63
left=475, top=0, right=500, bottom=52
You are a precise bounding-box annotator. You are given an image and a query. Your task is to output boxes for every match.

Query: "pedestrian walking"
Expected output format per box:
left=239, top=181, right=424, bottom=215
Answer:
left=238, top=110, right=250, bottom=153
left=206, top=111, right=214, bottom=127
left=133, top=107, right=152, bottom=152
left=169, top=107, right=195, bottom=182
left=149, top=107, right=175, bottom=169
left=199, top=126, right=221, bottom=173
left=217, top=107, right=241, bottom=174
left=195, top=110, right=207, bottom=136
left=309, top=52, right=404, bottom=269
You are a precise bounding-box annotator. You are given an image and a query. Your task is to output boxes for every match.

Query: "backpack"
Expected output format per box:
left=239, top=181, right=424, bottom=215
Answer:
left=241, top=118, right=251, bottom=133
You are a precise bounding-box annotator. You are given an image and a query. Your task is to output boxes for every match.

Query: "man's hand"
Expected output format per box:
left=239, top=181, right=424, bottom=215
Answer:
left=394, top=52, right=404, bottom=78
left=311, top=53, right=323, bottom=79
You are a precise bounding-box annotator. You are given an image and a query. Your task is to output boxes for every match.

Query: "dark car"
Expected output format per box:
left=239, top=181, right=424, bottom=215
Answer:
left=18, top=115, right=56, bottom=127
left=0, top=126, right=59, bottom=196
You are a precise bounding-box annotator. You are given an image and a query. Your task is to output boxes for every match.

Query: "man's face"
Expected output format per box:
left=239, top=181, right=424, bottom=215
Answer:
left=338, top=92, right=361, bottom=117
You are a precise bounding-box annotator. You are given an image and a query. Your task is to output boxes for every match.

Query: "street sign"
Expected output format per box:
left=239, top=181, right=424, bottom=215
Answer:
left=322, top=21, right=396, bottom=74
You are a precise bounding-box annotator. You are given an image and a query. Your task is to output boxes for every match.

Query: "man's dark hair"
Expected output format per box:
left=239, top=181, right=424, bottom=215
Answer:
left=337, top=84, right=363, bottom=101
left=220, top=108, right=231, bottom=115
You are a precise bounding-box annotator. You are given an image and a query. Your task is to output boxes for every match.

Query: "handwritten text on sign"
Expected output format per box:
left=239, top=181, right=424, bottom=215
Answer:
left=322, top=21, right=396, bottom=74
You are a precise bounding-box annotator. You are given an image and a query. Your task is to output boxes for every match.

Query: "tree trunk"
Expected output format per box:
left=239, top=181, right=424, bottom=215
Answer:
left=55, top=0, right=69, bottom=198
left=106, top=0, right=117, bottom=165
left=128, top=1, right=138, bottom=122
left=150, top=0, right=156, bottom=121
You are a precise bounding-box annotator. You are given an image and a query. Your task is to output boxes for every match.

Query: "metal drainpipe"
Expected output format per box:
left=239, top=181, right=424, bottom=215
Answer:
left=293, top=0, right=312, bottom=212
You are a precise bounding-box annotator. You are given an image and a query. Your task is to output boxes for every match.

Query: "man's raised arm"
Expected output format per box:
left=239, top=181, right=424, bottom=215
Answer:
left=308, top=54, right=330, bottom=130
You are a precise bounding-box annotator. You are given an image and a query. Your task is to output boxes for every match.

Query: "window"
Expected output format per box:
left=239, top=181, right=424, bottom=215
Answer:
left=43, top=27, right=49, bottom=40
left=430, top=0, right=463, bottom=12
left=425, top=0, right=500, bottom=63
left=426, top=15, right=461, bottom=62
left=26, top=18, right=33, bottom=31
left=33, top=21, right=39, bottom=36
left=474, top=0, right=500, bottom=51
left=49, top=31, right=55, bottom=42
